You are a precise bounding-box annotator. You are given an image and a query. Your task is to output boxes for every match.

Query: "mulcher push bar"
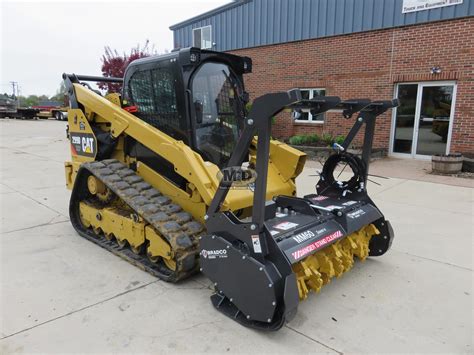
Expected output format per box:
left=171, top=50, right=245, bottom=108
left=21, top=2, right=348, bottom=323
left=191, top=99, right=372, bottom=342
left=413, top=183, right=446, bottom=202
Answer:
left=208, top=93, right=399, bottom=220
left=62, top=73, right=124, bottom=110
left=62, top=73, right=123, bottom=83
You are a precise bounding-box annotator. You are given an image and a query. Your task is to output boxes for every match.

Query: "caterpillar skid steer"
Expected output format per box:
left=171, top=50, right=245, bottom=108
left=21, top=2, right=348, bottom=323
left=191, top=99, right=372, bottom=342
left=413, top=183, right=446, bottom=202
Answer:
left=63, top=47, right=397, bottom=330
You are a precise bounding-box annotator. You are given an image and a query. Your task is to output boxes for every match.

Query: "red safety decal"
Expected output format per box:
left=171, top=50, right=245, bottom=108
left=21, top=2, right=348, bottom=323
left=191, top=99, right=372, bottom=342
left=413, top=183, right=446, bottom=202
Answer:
left=312, top=195, right=329, bottom=201
left=124, top=105, right=138, bottom=113
left=70, top=143, right=77, bottom=155
left=291, top=230, right=343, bottom=260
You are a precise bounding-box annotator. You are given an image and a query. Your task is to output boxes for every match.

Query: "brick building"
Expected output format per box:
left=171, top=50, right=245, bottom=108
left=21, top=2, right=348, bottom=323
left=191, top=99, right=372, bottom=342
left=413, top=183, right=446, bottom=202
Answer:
left=171, top=0, right=474, bottom=157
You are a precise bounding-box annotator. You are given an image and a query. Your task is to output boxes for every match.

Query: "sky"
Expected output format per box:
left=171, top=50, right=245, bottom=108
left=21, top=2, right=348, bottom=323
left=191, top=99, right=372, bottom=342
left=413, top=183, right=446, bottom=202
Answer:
left=0, top=0, right=228, bottom=97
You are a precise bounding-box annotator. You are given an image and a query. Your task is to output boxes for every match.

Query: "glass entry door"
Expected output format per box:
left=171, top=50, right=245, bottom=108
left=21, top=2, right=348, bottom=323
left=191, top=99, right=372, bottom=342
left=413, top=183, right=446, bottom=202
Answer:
left=392, top=82, right=456, bottom=158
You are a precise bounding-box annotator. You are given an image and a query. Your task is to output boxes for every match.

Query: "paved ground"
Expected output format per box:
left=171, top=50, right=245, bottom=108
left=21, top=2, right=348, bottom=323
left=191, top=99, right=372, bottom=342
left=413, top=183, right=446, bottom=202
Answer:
left=0, top=119, right=472, bottom=354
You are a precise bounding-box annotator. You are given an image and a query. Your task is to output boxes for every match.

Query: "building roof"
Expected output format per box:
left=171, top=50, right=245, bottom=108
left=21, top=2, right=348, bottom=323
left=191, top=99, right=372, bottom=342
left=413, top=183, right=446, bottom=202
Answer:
left=169, top=0, right=251, bottom=30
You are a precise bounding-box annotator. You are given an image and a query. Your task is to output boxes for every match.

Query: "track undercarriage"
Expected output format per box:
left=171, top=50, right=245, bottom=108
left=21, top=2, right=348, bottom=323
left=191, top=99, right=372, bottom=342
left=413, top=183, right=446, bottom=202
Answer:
left=69, top=159, right=204, bottom=282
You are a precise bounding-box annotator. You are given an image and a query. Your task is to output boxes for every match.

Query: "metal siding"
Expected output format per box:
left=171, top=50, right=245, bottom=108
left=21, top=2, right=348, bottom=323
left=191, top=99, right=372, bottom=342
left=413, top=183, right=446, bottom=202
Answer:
left=362, top=0, right=374, bottom=31
left=459, top=0, right=474, bottom=16
left=179, top=27, right=184, bottom=48
left=185, top=27, right=190, bottom=47
left=248, top=0, right=255, bottom=47
left=228, top=10, right=232, bottom=50
left=327, top=0, right=336, bottom=36
left=353, top=0, right=363, bottom=32
left=393, top=0, right=405, bottom=26
left=373, top=0, right=384, bottom=29
left=274, top=0, right=282, bottom=43
left=215, top=14, right=221, bottom=51
left=268, top=0, right=275, bottom=43
left=281, top=0, right=288, bottom=42
left=334, top=0, right=345, bottom=35
left=262, top=0, right=268, bottom=45
left=243, top=4, right=249, bottom=49
left=302, top=0, right=311, bottom=39
left=344, top=0, right=355, bottom=32
left=416, top=6, right=430, bottom=22
left=172, top=0, right=473, bottom=50
left=210, top=16, right=215, bottom=49
left=175, top=30, right=179, bottom=48
left=318, top=0, right=328, bottom=37
left=294, top=0, right=303, bottom=40
left=310, top=0, right=318, bottom=38
left=405, top=9, right=419, bottom=25
left=287, top=0, right=295, bottom=42
left=441, top=3, right=456, bottom=19
left=231, top=6, right=237, bottom=49
left=255, top=0, right=261, bottom=46
left=430, top=8, right=443, bottom=21
left=383, top=0, right=395, bottom=27
left=237, top=5, right=242, bottom=49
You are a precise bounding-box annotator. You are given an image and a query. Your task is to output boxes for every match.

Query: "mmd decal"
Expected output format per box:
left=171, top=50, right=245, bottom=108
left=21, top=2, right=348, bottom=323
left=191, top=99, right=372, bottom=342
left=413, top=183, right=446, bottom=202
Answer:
left=70, top=133, right=97, bottom=158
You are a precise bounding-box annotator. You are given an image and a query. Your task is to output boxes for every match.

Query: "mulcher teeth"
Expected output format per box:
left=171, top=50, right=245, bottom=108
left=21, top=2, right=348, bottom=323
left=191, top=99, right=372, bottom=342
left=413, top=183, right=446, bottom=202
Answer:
left=293, top=224, right=379, bottom=300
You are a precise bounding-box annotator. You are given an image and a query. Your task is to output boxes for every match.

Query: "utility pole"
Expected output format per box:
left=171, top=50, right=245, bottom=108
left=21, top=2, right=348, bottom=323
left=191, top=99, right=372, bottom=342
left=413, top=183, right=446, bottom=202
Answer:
left=17, top=85, right=21, bottom=107
left=9, top=81, right=19, bottom=107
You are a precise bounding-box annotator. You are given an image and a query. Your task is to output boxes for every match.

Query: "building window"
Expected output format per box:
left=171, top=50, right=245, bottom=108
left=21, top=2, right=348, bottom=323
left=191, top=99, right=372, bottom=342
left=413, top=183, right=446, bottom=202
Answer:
left=294, top=88, right=326, bottom=123
left=193, top=26, right=212, bottom=49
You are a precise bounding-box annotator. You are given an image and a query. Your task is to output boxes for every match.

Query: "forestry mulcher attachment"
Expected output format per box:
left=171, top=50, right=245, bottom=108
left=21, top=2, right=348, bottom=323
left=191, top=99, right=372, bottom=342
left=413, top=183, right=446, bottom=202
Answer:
left=63, top=47, right=397, bottom=330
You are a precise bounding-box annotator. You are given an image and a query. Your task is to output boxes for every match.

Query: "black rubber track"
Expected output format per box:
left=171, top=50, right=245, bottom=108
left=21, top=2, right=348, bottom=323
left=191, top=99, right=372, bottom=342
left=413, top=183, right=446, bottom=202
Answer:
left=69, top=159, right=205, bottom=282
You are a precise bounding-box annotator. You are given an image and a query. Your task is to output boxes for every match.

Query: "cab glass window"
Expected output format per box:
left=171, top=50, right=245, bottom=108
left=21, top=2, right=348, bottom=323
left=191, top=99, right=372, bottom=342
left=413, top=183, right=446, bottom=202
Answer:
left=191, top=62, right=244, bottom=167
left=128, top=68, right=179, bottom=130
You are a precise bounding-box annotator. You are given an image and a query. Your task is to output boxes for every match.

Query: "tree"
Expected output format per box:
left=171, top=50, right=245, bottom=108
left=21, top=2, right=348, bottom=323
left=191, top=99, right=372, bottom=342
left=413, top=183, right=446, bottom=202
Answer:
left=19, top=95, right=39, bottom=107
left=99, top=40, right=155, bottom=93
left=18, top=94, right=50, bottom=107
left=50, top=81, right=67, bottom=104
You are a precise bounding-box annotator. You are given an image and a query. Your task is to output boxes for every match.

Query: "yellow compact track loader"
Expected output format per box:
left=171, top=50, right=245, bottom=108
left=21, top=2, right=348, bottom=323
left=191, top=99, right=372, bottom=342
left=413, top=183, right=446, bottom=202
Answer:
left=63, top=47, right=397, bottom=330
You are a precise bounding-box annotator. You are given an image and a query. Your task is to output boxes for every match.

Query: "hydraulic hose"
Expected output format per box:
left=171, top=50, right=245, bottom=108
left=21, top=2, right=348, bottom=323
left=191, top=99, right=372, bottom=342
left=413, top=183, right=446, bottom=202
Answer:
left=320, top=152, right=367, bottom=192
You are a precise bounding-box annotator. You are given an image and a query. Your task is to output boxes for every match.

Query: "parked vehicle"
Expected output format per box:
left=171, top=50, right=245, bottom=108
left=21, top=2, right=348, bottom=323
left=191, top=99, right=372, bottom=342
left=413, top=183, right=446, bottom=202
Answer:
left=34, top=101, right=68, bottom=120
left=0, top=94, right=39, bottom=119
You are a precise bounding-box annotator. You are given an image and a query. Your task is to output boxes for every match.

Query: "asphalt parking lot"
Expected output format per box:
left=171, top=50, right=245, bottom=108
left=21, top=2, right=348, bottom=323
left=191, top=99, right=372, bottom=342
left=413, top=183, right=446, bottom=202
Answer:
left=0, top=119, right=472, bottom=353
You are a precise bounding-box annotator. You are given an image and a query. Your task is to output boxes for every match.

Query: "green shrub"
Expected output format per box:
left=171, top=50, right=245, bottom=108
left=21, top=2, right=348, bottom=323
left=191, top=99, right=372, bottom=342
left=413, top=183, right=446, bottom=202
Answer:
left=289, top=135, right=305, bottom=145
left=288, top=133, right=345, bottom=146
left=321, top=133, right=334, bottom=146
left=334, top=135, right=345, bottom=145
left=288, top=134, right=320, bottom=145
left=307, top=134, right=320, bottom=144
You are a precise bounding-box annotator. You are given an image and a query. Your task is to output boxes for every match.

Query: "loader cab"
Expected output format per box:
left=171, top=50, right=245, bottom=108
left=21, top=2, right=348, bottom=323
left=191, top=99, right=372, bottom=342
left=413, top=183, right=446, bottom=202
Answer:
left=123, top=48, right=251, bottom=168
